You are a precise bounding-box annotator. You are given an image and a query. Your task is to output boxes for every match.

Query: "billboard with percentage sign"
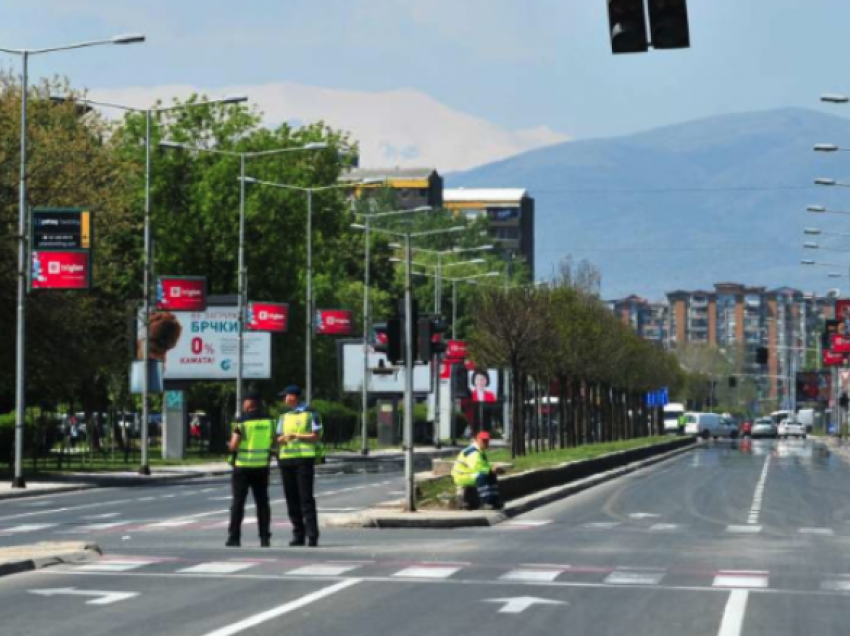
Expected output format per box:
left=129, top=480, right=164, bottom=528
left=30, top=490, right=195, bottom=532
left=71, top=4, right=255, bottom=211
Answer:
left=138, top=306, right=271, bottom=380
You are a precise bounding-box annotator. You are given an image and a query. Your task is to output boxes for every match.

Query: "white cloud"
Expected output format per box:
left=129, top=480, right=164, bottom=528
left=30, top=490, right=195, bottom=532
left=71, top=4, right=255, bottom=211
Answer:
left=88, top=82, right=568, bottom=172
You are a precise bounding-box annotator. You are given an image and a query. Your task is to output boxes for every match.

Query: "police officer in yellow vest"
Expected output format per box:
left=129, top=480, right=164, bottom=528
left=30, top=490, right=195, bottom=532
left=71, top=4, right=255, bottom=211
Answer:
left=226, top=391, right=274, bottom=548
left=277, top=384, right=322, bottom=547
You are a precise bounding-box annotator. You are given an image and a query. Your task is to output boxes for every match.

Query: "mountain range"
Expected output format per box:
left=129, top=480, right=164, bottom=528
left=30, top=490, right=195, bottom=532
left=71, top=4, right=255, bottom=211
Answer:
left=448, top=108, right=850, bottom=301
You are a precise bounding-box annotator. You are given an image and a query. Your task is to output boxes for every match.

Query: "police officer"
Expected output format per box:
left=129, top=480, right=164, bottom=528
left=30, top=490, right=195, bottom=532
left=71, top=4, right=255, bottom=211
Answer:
left=276, top=384, right=322, bottom=547
left=226, top=391, right=274, bottom=548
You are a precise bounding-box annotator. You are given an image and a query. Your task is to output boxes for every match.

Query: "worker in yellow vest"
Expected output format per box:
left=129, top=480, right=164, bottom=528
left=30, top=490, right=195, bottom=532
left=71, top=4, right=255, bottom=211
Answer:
left=452, top=431, right=503, bottom=511
left=276, top=384, right=322, bottom=547
left=226, top=391, right=274, bottom=547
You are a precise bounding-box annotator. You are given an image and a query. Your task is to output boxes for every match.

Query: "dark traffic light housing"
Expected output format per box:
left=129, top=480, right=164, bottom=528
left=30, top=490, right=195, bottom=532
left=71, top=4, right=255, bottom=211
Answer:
left=607, top=0, right=649, bottom=54
left=417, top=317, right=449, bottom=363
left=373, top=319, right=403, bottom=365
left=647, top=0, right=690, bottom=50
left=607, top=0, right=690, bottom=54
left=756, top=346, right=768, bottom=365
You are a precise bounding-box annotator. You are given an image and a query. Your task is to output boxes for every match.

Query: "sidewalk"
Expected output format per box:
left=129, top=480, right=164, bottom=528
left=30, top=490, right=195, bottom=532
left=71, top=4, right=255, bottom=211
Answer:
left=0, top=445, right=462, bottom=501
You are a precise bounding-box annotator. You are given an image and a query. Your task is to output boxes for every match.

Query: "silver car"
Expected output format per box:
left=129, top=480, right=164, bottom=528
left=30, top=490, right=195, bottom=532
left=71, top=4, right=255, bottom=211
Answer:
left=751, top=418, right=777, bottom=439
left=778, top=419, right=806, bottom=439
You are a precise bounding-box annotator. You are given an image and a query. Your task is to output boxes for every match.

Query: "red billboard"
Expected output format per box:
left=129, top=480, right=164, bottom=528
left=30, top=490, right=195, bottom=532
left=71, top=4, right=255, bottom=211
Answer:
left=31, top=250, right=91, bottom=290
left=315, top=309, right=353, bottom=335
left=823, top=350, right=847, bottom=366
left=445, top=340, right=468, bottom=361
left=247, top=302, right=288, bottom=333
left=832, top=333, right=850, bottom=354
left=156, top=276, right=207, bottom=312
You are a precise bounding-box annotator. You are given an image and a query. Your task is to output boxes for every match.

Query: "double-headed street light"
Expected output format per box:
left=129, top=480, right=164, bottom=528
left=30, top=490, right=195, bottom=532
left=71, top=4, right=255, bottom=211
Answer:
left=241, top=176, right=383, bottom=403
left=1, top=33, right=146, bottom=489
left=411, top=270, right=500, bottom=338
left=354, top=205, right=433, bottom=455
left=54, top=94, right=249, bottom=474
left=350, top=223, right=465, bottom=512
left=159, top=140, right=328, bottom=416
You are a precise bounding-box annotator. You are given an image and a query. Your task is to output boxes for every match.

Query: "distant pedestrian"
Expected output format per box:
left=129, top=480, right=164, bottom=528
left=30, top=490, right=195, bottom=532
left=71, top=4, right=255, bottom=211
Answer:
left=452, top=431, right=503, bottom=511
left=276, top=384, right=322, bottom=547
left=226, top=391, right=274, bottom=548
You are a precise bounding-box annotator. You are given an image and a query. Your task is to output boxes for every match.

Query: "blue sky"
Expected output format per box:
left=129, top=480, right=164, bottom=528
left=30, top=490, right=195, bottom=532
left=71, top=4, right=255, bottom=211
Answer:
left=4, top=0, right=849, bottom=171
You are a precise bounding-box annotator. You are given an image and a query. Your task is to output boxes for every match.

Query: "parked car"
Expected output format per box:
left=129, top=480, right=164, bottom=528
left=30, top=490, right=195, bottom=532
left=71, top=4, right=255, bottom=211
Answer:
left=778, top=419, right=806, bottom=439
left=751, top=417, right=777, bottom=439
left=684, top=412, right=733, bottom=440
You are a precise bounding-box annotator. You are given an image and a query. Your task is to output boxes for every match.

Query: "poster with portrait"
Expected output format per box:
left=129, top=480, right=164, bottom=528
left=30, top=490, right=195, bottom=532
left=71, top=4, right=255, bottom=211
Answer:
left=836, top=300, right=850, bottom=333
left=796, top=371, right=831, bottom=403
left=468, top=369, right=500, bottom=403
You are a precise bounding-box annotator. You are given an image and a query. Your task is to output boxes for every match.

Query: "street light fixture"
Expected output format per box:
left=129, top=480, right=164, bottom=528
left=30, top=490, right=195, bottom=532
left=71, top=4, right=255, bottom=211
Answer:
left=350, top=223, right=466, bottom=511
left=822, top=94, right=850, bottom=104
left=807, top=205, right=850, bottom=216
left=0, top=34, right=145, bottom=489
left=242, top=176, right=383, bottom=403
left=160, top=140, right=328, bottom=417
left=353, top=204, right=433, bottom=456
left=54, top=94, right=248, bottom=475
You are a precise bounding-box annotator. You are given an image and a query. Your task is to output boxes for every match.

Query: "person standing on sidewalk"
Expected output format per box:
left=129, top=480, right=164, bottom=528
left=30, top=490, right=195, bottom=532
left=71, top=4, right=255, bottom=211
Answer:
left=226, top=391, right=274, bottom=548
left=276, top=384, right=322, bottom=547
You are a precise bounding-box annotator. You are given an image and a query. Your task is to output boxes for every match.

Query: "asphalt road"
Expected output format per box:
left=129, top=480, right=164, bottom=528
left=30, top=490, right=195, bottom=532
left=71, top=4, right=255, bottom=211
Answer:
left=3, top=439, right=850, bottom=636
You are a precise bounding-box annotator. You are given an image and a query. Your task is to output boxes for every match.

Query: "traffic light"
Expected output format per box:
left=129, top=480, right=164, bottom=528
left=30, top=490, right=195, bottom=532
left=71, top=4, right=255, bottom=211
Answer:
left=756, top=346, right=768, bottom=365
left=647, top=0, right=690, bottom=50
left=373, top=319, right=403, bottom=365
left=728, top=376, right=737, bottom=389
left=607, top=0, right=649, bottom=54
left=841, top=392, right=849, bottom=410
left=417, top=317, right=449, bottom=363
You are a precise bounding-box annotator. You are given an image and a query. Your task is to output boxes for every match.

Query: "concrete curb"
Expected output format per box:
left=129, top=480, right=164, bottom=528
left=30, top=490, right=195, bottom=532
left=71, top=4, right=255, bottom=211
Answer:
left=322, top=439, right=697, bottom=529
left=0, top=483, right=97, bottom=501
left=0, top=542, right=101, bottom=578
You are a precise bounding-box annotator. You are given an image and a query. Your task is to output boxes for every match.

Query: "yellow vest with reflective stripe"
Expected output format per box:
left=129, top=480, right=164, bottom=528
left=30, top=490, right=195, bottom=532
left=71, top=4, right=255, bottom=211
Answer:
left=279, top=410, right=318, bottom=460
left=451, top=444, right=491, bottom=487
left=235, top=418, right=274, bottom=468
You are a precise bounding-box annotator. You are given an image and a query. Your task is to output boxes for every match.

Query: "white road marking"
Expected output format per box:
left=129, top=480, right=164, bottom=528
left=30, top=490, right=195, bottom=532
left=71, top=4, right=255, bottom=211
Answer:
left=821, top=577, right=850, bottom=592
left=717, top=590, right=749, bottom=636
left=713, top=571, right=769, bottom=589
left=604, top=568, right=665, bottom=586
left=628, top=513, right=660, bottom=519
left=145, top=520, right=194, bottom=528
left=500, top=569, right=563, bottom=582
left=57, top=522, right=127, bottom=534
left=199, top=579, right=360, bottom=636
left=726, top=525, right=762, bottom=534
left=748, top=457, right=770, bottom=525
left=28, top=587, right=139, bottom=606
left=0, top=499, right=135, bottom=522
left=649, top=523, right=681, bottom=532
left=581, top=522, right=621, bottom=529
left=799, top=527, right=834, bottom=536
left=393, top=566, right=460, bottom=579
left=179, top=562, right=256, bottom=574
left=0, top=523, right=56, bottom=534
left=76, top=560, right=152, bottom=572
left=79, top=513, right=122, bottom=520
left=483, top=596, right=567, bottom=614
left=287, top=564, right=360, bottom=576
left=502, top=520, right=552, bottom=527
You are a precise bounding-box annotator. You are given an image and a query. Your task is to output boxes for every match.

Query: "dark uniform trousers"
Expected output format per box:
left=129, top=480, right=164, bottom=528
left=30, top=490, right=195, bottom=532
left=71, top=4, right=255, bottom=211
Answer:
left=228, top=467, right=271, bottom=541
left=278, top=458, right=318, bottom=540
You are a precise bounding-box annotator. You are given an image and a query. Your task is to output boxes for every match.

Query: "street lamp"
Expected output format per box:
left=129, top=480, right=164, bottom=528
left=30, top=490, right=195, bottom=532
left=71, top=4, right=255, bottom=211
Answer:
left=241, top=176, right=383, bottom=403
left=54, top=94, right=248, bottom=475
left=822, top=94, right=850, bottom=104
left=411, top=270, right=500, bottom=338
left=807, top=205, right=850, bottom=216
left=815, top=178, right=850, bottom=188
left=351, top=223, right=466, bottom=512
left=159, top=140, right=327, bottom=416
left=0, top=33, right=145, bottom=489
left=354, top=205, right=432, bottom=455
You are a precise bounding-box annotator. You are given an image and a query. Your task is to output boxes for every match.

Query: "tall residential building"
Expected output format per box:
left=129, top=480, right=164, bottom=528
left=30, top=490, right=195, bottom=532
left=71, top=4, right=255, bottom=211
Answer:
left=608, top=295, right=669, bottom=347
left=443, top=188, right=535, bottom=278
left=339, top=167, right=444, bottom=209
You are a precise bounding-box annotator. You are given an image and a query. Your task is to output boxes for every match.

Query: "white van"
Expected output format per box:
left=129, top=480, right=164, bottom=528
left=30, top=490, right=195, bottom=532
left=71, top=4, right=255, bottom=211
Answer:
left=684, top=412, right=732, bottom=439
left=663, top=403, right=686, bottom=434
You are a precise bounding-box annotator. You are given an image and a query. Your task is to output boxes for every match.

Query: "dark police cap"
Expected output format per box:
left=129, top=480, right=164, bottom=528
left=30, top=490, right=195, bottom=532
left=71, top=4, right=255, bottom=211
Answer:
left=243, top=390, right=264, bottom=402
left=277, top=384, right=302, bottom=398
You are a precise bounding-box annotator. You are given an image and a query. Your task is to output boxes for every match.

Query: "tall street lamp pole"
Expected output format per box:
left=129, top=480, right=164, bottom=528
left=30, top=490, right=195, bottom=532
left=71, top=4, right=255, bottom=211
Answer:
left=241, top=177, right=381, bottom=404
left=1, top=33, right=145, bottom=488
left=159, top=141, right=327, bottom=416
left=353, top=224, right=465, bottom=511
left=59, top=95, right=249, bottom=474
left=355, top=206, right=432, bottom=455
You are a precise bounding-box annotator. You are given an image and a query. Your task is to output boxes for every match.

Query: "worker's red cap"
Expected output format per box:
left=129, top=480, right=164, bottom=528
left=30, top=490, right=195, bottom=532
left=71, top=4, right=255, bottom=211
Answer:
left=477, top=431, right=491, bottom=441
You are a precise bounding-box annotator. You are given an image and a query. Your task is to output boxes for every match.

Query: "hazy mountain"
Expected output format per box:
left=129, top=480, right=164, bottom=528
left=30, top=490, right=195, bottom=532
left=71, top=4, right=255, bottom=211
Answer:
left=448, top=108, right=850, bottom=300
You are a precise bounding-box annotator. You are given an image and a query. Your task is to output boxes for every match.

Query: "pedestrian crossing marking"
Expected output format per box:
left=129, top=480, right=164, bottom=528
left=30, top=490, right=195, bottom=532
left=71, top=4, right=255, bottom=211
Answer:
left=500, top=568, right=563, bottom=582
left=799, top=527, right=834, bottom=536
left=393, top=566, right=460, bottom=579
left=179, top=562, right=256, bottom=574
left=502, top=520, right=552, bottom=527
left=726, top=525, right=762, bottom=534
left=649, top=523, right=681, bottom=532
left=0, top=523, right=56, bottom=534
left=58, top=522, right=127, bottom=533
left=287, top=564, right=360, bottom=576
left=821, top=578, right=850, bottom=592
left=76, top=560, right=152, bottom=572
left=604, top=569, right=665, bottom=585
left=713, top=571, right=769, bottom=589
left=145, top=520, right=195, bottom=528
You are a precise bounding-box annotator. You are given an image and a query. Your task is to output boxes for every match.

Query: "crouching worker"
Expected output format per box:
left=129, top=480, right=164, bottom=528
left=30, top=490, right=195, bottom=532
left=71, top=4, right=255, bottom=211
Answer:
left=451, top=431, right=503, bottom=511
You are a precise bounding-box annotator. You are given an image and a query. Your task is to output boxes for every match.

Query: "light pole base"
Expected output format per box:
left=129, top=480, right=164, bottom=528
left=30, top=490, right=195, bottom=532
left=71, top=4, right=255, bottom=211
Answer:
left=138, top=464, right=151, bottom=476
left=360, top=448, right=370, bottom=456
left=11, top=477, right=26, bottom=489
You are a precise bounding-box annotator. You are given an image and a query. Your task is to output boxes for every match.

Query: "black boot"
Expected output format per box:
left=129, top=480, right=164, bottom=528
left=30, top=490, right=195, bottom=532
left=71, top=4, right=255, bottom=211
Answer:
left=289, top=536, right=305, bottom=547
left=225, top=536, right=241, bottom=547
left=260, top=535, right=272, bottom=548
left=307, top=536, right=319, bottom=547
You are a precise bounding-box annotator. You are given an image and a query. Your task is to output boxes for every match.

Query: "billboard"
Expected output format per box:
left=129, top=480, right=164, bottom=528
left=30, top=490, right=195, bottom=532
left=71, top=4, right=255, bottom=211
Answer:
left=138, top=306, right=271, bottom=380
left=823, top=350, right=846, bottom=366
left=468, top=368, right=500, bottom=402
left=31, top=208, right=91, bottom=249
left=832, top=333, right=850, bottom=354
left=836, top=300, right=850, bottom=327
left=156, top=276, right=207, bottom=312
left=445, top=340, right=468, bottom=361
left=315, top=309, right=353, bottom=335
left=341, top=341, right=432, bottom=393
left=31, top=250, right=91, bottom=290
left=796, top=371, right=831, bottom=403
left=247, top=302, right=289, bottom=333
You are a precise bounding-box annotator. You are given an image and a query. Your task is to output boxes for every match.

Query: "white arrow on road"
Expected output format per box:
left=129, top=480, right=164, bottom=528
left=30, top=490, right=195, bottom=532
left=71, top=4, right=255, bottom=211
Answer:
left=483, top=596, right=567, bottom=614
left=628, top=513, right=660, bottom=519
left=28, top=588, right=139, bottom=606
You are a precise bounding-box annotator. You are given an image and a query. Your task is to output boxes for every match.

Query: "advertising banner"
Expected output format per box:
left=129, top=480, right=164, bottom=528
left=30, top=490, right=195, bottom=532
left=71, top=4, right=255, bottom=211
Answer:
left=31, top=250, right=91, bottom=290
left=445, top=340, right=468, bottom=361
left=138, top=307, right=271, bottom=380
left=156, top=276, right=207, bottom=312
left=341, top=342, right=432, bottom=393
left=468, top=368, right=500, bottom=402
left=823, top=349, right=846, bottom=366
left=836, top=300, right=850, bottom=326
left=831, top=333, right=850, bottom=354
left=796, top=371, right=831, bottom=403
left=31, top=208, right=91, bottom=250
left=247, top=302, right=289, bottom=333
left=315, top=309, right=353, bottom=335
